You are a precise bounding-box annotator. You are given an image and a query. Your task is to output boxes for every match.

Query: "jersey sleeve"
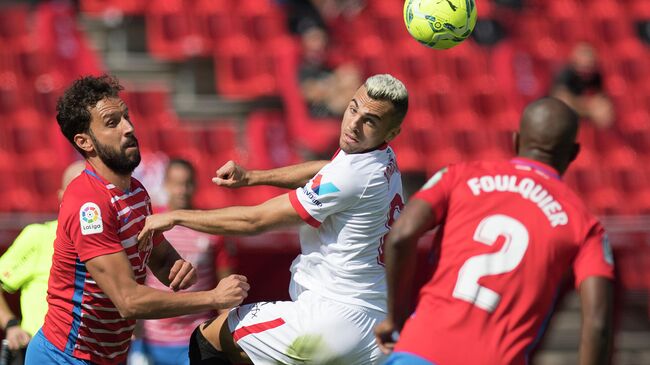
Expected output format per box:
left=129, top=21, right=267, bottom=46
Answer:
left=66, top=193, right=124, bottom=262
left=288, top=163, right=366, bottom=228
left=411, top=166, right=455, bottom=222
left=573, top=221, right=615, bottom=288
left=0, top=225, right=45, bottom=293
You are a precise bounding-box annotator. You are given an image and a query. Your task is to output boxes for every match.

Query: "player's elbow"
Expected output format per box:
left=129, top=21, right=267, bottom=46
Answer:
left=114, top=293, right=143, bottom=319
left=249, top=214, right=276, bottom=234
left=239, top=204, right=282, bottom=235
left=237, top=212, right=268, bottom=235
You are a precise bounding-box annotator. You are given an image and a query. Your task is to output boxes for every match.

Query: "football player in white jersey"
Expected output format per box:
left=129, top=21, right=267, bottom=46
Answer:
left=138, top=74, right=408, bottom=365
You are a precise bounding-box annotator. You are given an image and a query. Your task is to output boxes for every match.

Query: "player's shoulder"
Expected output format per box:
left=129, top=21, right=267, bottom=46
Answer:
left=21, top=220, right=57, bottom=235
left=337, top=146, right=397, bottom=174
left=60, top=172, right=113, bottom=214
left=64, top=170, right=104, bottom=196
left=552, top=181, right=598, bottom=224
left=14, top=220, right=54, bottom=241
left=130, top=176, right=147, bottom=191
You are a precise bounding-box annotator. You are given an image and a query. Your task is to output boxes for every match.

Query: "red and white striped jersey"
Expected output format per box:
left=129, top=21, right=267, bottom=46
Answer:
left=42, top=163, right=163, bottom=364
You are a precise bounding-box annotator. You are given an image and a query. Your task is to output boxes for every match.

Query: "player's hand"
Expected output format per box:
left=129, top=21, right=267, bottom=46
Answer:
left=168, top=259, right=197, bottom=291
left=212, top=274, right=250, bottom=309
left=212, top=160, right=250, bottom=188
left=137, top=213, right=176, bottom=251
left=6, top=326, right=31, bottom=350
left=374, top=319, right=399, bottom=355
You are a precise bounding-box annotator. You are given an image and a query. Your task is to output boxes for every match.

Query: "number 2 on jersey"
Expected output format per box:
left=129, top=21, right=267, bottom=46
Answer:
left=452, top=214, right=529, bottom=312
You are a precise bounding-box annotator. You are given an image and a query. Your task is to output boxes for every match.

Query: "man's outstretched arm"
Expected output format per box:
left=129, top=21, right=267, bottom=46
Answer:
left=213, top=160, right=329, bottom=190
left=578, top=276, right=614, bottom=365
left=137, top=194, right=303, bottom=248
left=86, top=251, right=249, bottom=319
left=375, top=198, right=436, bottom=354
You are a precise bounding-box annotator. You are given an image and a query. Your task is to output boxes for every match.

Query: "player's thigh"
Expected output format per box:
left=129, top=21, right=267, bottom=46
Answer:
left=228, top=298, right=384, bottom=365
left=25, top=330, right=94, bottom=365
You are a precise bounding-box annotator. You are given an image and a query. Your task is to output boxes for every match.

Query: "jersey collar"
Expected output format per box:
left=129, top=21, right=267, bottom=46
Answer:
left=83, top=162, right=106, bottom=184
left=83, top=162, right=131, bottom=193
left=510, top=158, right=561, bottom=180
left=333, top=143, right=389, bottom=159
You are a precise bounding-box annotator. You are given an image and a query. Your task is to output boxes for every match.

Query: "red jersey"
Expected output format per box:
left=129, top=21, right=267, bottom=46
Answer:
left=42, top=163, right=163, bottom=364
left=395, top=158, right=614, bottom=365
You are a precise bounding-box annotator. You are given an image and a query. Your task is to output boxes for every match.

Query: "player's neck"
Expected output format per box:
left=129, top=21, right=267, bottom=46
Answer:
left=86, top=157, right=132, bottom=191
left=516, top=151, right=562, bottom=175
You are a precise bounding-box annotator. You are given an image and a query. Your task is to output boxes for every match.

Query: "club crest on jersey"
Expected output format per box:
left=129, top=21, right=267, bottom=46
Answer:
left=80, top=202, right=103, bottom=235
left=311, top=174, right=340, bottom=196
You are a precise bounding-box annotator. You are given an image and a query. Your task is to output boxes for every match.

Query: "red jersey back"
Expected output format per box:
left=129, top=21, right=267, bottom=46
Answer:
left=395, top=158, right=614, bottom=365
left=43, top=163, right=163, bottom=364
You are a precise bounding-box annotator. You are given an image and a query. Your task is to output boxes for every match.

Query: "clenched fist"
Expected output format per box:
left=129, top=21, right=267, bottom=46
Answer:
left=213, top=274, right=250, bottom=309
left=212, top=160, right=250, bottom=188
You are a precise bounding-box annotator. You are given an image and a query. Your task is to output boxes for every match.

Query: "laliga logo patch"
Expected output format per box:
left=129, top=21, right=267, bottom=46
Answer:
left=80, top=202, right=103, bottom=235
left=311, top=174, right=340, bottom=196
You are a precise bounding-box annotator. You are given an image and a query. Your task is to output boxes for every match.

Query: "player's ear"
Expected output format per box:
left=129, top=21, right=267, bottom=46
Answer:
left=569, top=142, right=580, bottom=163
left=74, top=132, right=94, bottom=154
left=512, top=132, right=520, bottom=154
left=385, top=126, right=401, bottom=143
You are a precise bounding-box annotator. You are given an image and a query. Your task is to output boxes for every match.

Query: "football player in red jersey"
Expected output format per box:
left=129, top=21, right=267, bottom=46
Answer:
left=375, top=97, right=614, bottom=365
left=26, top=75, right=249, bottom=365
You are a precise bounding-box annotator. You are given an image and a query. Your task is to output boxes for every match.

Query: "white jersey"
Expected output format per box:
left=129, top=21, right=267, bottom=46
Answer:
left=288, top=145, right=403, bottom=312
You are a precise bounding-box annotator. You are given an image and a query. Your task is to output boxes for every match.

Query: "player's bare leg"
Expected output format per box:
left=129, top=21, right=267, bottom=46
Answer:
left=189, top=311, right=250, bottom=364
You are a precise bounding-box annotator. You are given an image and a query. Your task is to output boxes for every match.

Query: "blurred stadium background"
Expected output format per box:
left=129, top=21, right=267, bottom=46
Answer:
left=0, top=0, right=649, bottom=363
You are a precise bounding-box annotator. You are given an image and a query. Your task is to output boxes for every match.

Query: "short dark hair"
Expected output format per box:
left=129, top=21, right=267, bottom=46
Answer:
left=56, top=75, right=124, bottom=156
left=165, top=158, right=196, bottom=182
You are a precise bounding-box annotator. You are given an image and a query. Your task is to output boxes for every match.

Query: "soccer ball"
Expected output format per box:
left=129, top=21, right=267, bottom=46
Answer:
left=403, top=0, right=478, bottom=49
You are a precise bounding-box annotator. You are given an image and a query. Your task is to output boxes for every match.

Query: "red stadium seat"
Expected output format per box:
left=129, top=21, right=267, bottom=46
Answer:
left=214, top=35, right=282, bottom=98
left=146, top=3, right=206, bottom=61
left=393, top=39, right=436, bottom=89
left=351, top=34, right=396, bottom=78
left=0, top=4, right=30, bottom=50
left=245, top=111, right=300, bottom=170
left=391, top=125, right=424, bottom=173
left=586, top=186, right=625, bottom=215
left=274, top=39, right=341, bottom=156
left=434, top=41, right=490, bottom=84
left=202, top=123, right=244, bottom=163
left=195, top=10, right=242, bottom=48
left=126, top=88, right=178, bottom=127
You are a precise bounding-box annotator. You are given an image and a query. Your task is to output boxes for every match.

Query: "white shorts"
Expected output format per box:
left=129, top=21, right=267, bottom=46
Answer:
left=227, top=288, right=386, bottom=365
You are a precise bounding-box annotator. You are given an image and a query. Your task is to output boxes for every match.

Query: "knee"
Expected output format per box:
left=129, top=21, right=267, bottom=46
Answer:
left=188, top=326, right=231, bottom=365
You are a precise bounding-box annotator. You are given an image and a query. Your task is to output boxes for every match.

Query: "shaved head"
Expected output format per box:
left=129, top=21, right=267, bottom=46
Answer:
left=516, top=97, right=580, bottom=175
left=58, top=160, right=86, bottom=202
left=61, top=160, right=86, bottom=189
